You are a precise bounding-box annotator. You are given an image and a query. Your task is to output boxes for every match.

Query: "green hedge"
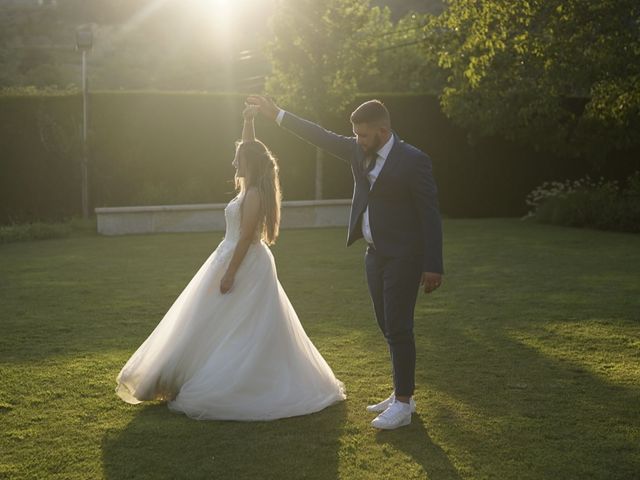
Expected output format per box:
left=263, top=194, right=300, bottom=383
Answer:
left=0, top=94, right=82, bottom=224
left=1, top=91, right=638, bottom=225
left=525, top=173, right=640, bottom=232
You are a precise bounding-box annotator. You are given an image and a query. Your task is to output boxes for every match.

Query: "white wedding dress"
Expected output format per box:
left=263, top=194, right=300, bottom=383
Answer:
left=115, top=193, right=346, bottom=420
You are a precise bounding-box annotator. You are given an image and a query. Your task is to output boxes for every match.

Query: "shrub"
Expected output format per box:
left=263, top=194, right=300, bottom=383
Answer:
left=0, top=217, right=97, bottom=244
left=525, top=172, right=640, bottom=232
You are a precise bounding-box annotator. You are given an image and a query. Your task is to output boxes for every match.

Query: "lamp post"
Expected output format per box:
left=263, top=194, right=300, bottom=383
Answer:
left=75, top=27, right=93, bottom=219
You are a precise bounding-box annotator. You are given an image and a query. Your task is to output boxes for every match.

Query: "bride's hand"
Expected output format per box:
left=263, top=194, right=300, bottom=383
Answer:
left=243, top=104, right=259, bottom=120
left=220, top=272, right=235, bottom=294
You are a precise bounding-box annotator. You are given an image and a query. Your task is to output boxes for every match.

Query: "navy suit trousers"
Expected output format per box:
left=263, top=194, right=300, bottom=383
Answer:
left=365, top=245, right=423, bottom=397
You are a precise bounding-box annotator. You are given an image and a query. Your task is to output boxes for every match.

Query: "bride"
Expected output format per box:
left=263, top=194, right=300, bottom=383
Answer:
left=115, top=105, right=346, bottom=420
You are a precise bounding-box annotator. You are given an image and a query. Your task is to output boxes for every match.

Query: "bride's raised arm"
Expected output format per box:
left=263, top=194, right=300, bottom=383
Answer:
left=242, top=104, right=259, bottom=142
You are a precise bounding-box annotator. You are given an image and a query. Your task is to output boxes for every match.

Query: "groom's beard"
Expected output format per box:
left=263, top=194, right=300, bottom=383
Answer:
left=363, top=134, right=383, bottom=156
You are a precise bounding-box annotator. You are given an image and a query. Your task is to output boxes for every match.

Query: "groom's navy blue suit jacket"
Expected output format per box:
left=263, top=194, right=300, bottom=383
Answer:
left=281, top=111, right=444, bottom=274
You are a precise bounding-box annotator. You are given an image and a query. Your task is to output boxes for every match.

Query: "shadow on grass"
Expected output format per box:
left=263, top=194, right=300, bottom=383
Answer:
left=417, top=321, right=640, bottom=479
left=102, top=401, right=347, bottom=480
left=375, top=414, right=462, bottom=480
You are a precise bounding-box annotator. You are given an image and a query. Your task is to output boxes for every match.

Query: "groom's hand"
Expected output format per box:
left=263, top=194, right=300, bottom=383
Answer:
left=246, top=95, right=280, bottom=121
left=421, top=272, right=442, bottom=294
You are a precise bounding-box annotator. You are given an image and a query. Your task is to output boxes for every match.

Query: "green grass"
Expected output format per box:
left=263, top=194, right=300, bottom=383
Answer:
left=1, top=219, right=638, bottom=479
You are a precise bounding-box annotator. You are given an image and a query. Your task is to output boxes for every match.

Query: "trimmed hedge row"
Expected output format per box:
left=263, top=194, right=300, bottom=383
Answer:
left=525, top=174, right=640, bottom=232
left=1, top=91, right=638, bottom=224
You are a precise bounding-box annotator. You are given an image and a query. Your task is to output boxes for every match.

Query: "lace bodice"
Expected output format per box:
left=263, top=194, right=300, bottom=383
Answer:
left=223, top=194, right=243, bottom=244
left=222, top=192, right=262, bottom=245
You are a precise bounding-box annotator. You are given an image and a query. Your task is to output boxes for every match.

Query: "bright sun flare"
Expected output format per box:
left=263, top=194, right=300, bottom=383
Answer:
left=199, top=0, right=238, bottom=44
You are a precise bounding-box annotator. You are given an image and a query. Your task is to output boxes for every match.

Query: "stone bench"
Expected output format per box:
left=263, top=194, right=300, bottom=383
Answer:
left=95, top=199, right=351, bottom=236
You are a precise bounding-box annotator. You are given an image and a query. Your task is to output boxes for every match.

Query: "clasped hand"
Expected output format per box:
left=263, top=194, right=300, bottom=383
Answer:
left=243, top=104, right=259, bottom=120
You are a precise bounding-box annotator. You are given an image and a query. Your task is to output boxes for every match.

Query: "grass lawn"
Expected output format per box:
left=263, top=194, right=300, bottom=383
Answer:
left=1, top=219, right=639, bottom=479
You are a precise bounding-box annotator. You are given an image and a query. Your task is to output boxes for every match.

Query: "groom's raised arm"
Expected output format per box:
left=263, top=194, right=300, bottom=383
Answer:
left=247, top=96, right=355, bottom=163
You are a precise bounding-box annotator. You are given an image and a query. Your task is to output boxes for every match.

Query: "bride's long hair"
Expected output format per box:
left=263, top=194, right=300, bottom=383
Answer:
left=234, top=139, right=282, bottom=245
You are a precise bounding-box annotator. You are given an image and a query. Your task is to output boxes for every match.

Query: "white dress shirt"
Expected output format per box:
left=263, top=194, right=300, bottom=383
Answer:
left=362, top=134, right=394, bottom=245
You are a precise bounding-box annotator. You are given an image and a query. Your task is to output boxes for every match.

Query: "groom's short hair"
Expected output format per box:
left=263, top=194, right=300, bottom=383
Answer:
left=350, top=100, right=391, bottom=128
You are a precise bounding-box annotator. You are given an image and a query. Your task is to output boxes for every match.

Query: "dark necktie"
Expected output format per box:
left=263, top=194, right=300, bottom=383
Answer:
left=365, top=154, right=377, bottom=175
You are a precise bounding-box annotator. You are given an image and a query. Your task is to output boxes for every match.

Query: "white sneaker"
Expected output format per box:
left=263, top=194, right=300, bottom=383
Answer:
left=366, top=393, right=416, bottom=413
left=371, top=400, right=412, bottom=430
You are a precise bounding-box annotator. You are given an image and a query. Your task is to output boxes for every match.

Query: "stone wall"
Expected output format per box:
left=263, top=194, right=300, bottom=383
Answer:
left=95, top=199, right=352, bottom=235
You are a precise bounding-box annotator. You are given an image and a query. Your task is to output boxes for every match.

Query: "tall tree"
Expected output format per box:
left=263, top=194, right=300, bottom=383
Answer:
left=424, top=0, right=640, bottom=161
left=265, top=0, right=389, bottom=198
left=359, top=11, right=446, bottom=93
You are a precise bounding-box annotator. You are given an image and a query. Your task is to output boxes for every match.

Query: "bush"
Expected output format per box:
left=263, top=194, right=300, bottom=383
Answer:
left=0, top=216, right=97, bottom=244
left=525, top=172, right=640, bottom=232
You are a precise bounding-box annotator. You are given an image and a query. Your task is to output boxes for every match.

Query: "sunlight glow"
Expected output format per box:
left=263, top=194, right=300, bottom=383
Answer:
left=200, top=0, right=236, bottom=45
left=86, top=0, right=270, bottom=91
left=120, top=0, right=173, bottom=36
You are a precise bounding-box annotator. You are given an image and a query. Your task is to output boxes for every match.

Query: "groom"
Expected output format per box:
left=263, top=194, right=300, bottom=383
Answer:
left=248, top=96, right=444, bottom=430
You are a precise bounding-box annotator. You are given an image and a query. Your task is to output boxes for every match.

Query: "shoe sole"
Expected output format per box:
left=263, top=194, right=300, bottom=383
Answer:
left=366, top=402, right=416, bottom=414
left=370, top=416, right=411, bottom=430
